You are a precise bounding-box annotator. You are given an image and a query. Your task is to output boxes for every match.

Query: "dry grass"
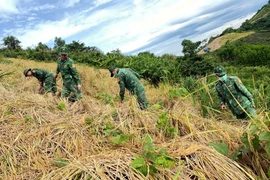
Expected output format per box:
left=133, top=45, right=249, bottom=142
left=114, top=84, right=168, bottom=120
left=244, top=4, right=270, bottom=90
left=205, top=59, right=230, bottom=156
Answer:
left=0, top=58, right=263, bottom=179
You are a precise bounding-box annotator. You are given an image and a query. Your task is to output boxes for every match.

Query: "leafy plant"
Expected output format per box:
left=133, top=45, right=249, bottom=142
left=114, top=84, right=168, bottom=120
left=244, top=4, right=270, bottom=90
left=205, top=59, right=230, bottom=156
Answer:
left=157, top=112, right=177, bottom=137
left=52, top=157, right=69, bottom=168
left=131, top=134, right=175, bottom=177
left=57, top=101, right=66, bottom=111
left=208, top=141, right=229, bottom=155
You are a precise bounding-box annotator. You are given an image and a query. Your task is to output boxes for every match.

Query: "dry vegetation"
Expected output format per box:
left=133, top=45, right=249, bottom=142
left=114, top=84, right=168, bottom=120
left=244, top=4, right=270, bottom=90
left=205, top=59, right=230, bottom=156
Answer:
left=198, top=31, right=255, bottom=54
left=0, top=58, right=263, bottom=179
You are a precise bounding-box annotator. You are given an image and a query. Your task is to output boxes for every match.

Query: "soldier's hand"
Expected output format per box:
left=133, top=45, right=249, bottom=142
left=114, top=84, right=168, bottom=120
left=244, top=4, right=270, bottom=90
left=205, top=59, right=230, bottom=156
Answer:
left=120, top=100, right=123, bottom=103
left=77, top=84, right=82, bottom=90
left=54, top=74, right=58, bottom=78
left=221, top=104, right=226, bottom=109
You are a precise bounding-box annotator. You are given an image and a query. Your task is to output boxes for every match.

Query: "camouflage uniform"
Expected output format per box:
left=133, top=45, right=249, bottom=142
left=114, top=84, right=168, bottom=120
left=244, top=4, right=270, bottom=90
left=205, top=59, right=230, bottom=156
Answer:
left=215, top=66, right=256, bottom=119
left=110, top=67, right=149, bottom=110
left=56, top=47, right=82, bottom=101
left=24, top=68, right=57, bottom=93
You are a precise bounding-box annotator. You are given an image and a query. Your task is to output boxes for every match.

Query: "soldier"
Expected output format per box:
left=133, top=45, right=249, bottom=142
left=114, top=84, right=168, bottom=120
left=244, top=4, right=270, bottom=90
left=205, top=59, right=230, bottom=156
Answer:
left=109, top=66, right=149, bottom=110
left=24, top=68, right=57, bottom=95
left=214, top=65, right=256, bottom=119
left=54, top=47, right=82, bottom=102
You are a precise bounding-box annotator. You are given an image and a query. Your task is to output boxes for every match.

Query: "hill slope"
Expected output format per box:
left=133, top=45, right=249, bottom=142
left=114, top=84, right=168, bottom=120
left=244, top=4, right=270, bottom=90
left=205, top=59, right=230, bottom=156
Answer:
left=0, top=58, right=265, bottom=179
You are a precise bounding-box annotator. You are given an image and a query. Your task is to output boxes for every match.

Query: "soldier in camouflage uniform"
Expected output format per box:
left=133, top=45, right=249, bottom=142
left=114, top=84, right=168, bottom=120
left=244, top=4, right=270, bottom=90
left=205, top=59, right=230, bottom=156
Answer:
left=24, top=68, right=57, bottom=95
left=109, top=66, right=149, bottom=110
left=54, top=47, right=82, bottom=102
left=214, top=65, right=256, bottom=119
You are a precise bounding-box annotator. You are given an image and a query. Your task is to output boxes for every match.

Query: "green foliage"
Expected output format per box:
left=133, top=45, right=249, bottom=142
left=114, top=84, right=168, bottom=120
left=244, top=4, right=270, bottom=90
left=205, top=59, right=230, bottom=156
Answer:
left=168, top=88, right=189, bottom=99
left=208, top=141, right=229, bottom=155
left=112, top=134, right=132, bottom=145
left=157, top=112, right=177, bottom=137
left=99, top=93, right=113, bottom=105
left=57, top=102, right=66, bottom=111
left=216, top=43, right=270, bottom=66
left=85, top=117, right=94, bottom=126
left=24, top=115, right=32, bottom=123
left=52, top=157, right=69, bottom=168
left=131, top=134, right=175, bottom=177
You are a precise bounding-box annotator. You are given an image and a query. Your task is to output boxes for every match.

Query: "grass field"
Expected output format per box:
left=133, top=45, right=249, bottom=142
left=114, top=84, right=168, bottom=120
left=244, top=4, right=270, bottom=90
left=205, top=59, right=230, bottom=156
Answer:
left=0, top=58, right=268, bottom=179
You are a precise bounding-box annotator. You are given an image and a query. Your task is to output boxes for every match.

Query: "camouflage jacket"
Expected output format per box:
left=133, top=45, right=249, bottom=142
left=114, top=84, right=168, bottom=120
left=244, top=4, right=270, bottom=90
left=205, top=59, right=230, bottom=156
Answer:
left=115, top=68, right=143, bottom=100
left=31, top=68, right=53, bottom=82
left=56, top=57, right=81, bottom=85
left=215, top=76, right=254, bottom=115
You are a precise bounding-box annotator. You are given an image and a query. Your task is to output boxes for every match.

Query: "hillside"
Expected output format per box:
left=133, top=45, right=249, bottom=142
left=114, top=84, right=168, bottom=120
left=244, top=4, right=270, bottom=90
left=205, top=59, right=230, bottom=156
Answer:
left=198, top=31, right=254, bottom=54
left=0, top=58, right=268, bottom=179
left=199, top=2, right=270, bottom=54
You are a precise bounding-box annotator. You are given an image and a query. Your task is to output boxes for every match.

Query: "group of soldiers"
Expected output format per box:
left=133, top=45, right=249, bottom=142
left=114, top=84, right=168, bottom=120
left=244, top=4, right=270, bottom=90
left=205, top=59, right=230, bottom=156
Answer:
left=24, top=46, right=257, bottom=119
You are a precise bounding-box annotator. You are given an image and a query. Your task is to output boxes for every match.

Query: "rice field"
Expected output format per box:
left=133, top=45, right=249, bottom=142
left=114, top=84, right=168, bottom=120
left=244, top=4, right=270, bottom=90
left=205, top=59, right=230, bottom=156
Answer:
left=0, top=58, right=267, bottom=179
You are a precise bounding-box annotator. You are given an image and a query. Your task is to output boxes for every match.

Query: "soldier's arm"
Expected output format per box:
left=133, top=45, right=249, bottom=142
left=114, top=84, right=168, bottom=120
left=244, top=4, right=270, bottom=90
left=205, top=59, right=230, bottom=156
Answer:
left=129, top=68, right=141, bottom=79
left=215, top=85, right=226, bottom=105
left=55, top=59, right=60, bottom=78
left=69, top=62, right=81, bottom=85
left=118, top=75, right=126, bottom=101
left=234, top=78, right=254, bottom=105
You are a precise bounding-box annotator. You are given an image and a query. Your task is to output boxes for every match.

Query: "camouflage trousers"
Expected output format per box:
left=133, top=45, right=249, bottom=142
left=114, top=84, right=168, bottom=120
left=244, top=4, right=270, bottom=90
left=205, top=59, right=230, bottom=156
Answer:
left=44, top=75, right=57, bottom=93
left=134, top=85, right=149, bottom=110
left=61, top=81, right=82, bottom=102
left=235, top=105, right=257, bottom=119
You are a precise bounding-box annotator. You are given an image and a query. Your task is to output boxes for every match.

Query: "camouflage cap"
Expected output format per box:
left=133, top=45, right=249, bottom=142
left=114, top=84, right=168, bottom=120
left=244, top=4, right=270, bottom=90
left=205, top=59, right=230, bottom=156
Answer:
left=60, top=46, right=68, bottom=54
left=214, top=65, right=227, bottom=77
left=109, top=66, right=116, bottom=77
left=23, top=68, right=31, bottom=77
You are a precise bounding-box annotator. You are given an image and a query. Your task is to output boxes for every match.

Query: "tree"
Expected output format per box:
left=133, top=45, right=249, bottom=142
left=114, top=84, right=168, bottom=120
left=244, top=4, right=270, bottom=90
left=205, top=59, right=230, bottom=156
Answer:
left=2, top=36, right=21, bottom=50
left=66, top=40, right=85, bottom=53
left=36, top=42, right=50, bottom=52
left=181, top=39, right=201, bottom=57
left=53, top=37, right=65, bottom=49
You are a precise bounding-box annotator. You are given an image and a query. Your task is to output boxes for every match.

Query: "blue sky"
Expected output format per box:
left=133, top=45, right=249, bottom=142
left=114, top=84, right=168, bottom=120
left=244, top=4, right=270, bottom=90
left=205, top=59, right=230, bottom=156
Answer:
left=0, top=0, right=268, bottom=55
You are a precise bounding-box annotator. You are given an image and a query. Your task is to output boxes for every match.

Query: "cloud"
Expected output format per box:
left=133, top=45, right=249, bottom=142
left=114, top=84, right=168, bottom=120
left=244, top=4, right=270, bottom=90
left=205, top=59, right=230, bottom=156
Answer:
left=0, top=0, right=19, bottom=15
left=0, top=0, right=268, bottom=55
left=65, top=0, right=81, bottom=8
left=3, top=7, right=115, bottom=48
left=93, top=0, right=112, bottom=6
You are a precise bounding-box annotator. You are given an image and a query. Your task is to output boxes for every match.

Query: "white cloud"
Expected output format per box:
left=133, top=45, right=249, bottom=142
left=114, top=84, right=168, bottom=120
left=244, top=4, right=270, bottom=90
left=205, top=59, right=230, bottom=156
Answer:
left=93, top=0, right=112, bottom=6
left=82, top=0, right=225, bottom=53
left=4, top=8, right=114, bottom=48
left=0, top=0, right=19, bottom=15
left=30, top=4, right=56, bottom=11
left=65, top=0, right=80, bottom=8
left=0, top=0, right=266, bottom=55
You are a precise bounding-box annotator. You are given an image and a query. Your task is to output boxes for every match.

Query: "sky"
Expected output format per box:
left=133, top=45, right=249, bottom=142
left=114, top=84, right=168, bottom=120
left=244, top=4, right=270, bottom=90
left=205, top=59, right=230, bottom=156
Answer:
left=0, top=0, right=268, bottom=56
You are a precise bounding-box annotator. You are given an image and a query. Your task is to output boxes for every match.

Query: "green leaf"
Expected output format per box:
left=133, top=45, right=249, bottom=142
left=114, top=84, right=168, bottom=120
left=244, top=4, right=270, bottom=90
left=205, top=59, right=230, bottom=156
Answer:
left=249, top=124, right=259, bottom=134
left=131, top=156, right=145, bottom=168
left=265, top=142, right=270, bottom=155
left=208, top=141, right=229, bottom=155
left=259, top=131, right=270, bottom=141
left=149, top=165, right=157, bottom=175
left=240, top=133, right=250, bottom=147
left=252, top=135, right=260, bottom=150
left=268, top=167, right=270, bottom=179
left=52, top=158, right=69, bottom=168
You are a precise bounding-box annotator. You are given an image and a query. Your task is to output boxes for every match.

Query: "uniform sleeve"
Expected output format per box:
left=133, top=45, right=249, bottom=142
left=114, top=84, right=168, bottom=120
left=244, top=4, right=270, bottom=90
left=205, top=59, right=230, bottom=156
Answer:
left=69, top=62, right=81, bottom=85
left=215, top=85, right=226, bottom=105
left=234, top=78, right=254, bottom=105
left=118, top=75, right=126, bottom=100
left=130, top=69, right=141, bottom=79
left=56, top=59, right=60, bottom=74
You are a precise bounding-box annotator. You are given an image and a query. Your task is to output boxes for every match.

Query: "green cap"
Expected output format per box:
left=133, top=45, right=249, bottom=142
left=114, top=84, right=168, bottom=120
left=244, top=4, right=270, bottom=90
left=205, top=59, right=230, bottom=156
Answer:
left=60, top=46, right=68, bottom=54
left=214, top=65, right=226, bottom=77
left=23, top=68, right=31, bottom=77
left=109, top=66, right=116, bottom=77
